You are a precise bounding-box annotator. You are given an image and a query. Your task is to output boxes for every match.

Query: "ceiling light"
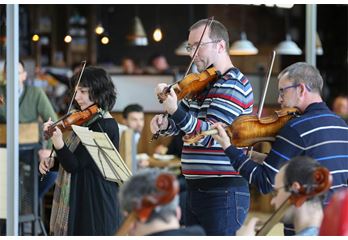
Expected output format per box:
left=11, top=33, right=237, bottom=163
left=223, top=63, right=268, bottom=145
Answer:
left=32, top=34, right=40, bottom=42
left=153, top=27, right=163, bottom=42
left=95, top=23, right=104, bottom=35
left=64, top=35, right=72, bottom=43
left=229, top=32, right=258, bottom=55
left=275, top=34, right=302, bottom=55
left=316, top=32, right=323, bottom=55
left=127, top=16, right=148, bottom=46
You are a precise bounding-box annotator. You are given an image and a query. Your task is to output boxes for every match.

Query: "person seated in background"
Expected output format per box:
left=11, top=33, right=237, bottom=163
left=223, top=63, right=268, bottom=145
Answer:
left=119, top=104, right=148, bottom=169
left=146, top=54, right=173, bottom=75
left=0, top=60, right=58, bottom=235
left=237, top=156, right=328, bottom=236
left=154, top=131, right=184, bottom=158
left=121, top=57, right=143, bottom=75
left=0, top=60, right=58, bottom=200
left=332, top=95, right=348, bottom=123
left=118, top=168, right=205, bottom=236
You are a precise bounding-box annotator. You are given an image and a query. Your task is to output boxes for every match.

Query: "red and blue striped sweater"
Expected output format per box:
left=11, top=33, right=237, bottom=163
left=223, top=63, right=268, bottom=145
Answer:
left=162, top=67, right=254, bottom=180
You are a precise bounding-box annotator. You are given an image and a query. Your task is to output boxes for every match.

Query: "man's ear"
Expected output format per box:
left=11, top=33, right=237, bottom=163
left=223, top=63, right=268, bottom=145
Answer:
left=298, top=83, right=307, bottom=96
left=218, top=40, right=226, bottom=54
left=290, top=181, right=301, bottom=193
left=23, top=71, right=28, bottom=81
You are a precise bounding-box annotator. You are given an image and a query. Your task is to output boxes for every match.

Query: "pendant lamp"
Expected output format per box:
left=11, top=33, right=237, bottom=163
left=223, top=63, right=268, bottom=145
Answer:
left=275, top=9, right=302, bottom=55
left=229, top=32, right=258, bottom=55
left=127, top=16, right=148, bottom=46
left=229, top=6, right=258, bottom=56
left=316, top=32, right=323, bottom=55
left=276, top=33, right=302, bottom=55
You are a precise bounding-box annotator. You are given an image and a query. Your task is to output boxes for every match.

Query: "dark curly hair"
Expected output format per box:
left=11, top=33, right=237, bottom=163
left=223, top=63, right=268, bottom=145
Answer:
left=71, top=66, right=117, bottom=111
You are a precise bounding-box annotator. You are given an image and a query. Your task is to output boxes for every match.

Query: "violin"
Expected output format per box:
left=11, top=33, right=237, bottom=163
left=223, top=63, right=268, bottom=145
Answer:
left=157, top=67, right=220, bottom=103
left=183, top=107, right=300, bottom=147
left=256, top=166, right=332, bottom=236
left=44, top=104, right=100, bottom=140
left=116, top=173, right=179, bottom=236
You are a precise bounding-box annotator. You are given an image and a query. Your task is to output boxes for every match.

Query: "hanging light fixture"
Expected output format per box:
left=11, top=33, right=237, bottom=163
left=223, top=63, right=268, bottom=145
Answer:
left=95, top=23, right=104, bottom=35
left=152, top=6, right=163, bottom=42
left=127, top=6, right=148, bottom=46
left=229, top=32, right=258, bottom=55
left=276, top=33, right=302, bottom=55
left=153, top=27, right=162, bottom=42
left=127, top=16, right=148, bottom=46
left=275, top=9, right=302, bottom=55
left=32, top=34, right=40, bottom=42
left=64, top=35, right=72, bottom=43
left=316, top=32, right=323, bottom=55
left=101, top=35, right=109, bottom=45
left=229, top=7, right=258, bottom=56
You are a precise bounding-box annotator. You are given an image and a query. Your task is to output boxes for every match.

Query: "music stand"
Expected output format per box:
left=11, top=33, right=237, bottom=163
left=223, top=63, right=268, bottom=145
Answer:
left=71, top=125, right=132, bottom=185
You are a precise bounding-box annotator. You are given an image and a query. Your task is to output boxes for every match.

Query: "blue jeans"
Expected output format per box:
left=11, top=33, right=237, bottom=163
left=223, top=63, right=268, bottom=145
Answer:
left=39, top=171, right=58, bottom=199
left=185, top=180, right=250, bottom=236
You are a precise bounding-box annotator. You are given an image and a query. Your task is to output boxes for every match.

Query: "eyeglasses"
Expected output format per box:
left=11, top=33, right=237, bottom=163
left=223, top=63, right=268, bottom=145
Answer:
left=186, top=40, right=221, bottom=53
left=271, top=186, right=286, bottom=197
left=278, top=84, right=300, bottom=98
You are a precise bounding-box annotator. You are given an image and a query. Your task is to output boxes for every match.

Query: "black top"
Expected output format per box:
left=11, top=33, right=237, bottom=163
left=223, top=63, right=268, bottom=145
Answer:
left=148, top=225, right=206, bottom=236
left=56, top=117, right=121, bottom=235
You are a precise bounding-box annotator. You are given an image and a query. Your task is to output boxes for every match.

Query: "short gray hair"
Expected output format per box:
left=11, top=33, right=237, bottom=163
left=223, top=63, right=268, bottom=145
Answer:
left=189, top=18, right=230, bottom=54
left=118, top=168, right=179, bottom=223
left=278, top=62, right=323, bottom=94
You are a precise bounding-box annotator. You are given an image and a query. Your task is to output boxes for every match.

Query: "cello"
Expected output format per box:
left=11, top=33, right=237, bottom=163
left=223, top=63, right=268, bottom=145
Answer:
left=115, top=173, right=179, bottom=236
left=256, top=166, right=332, bottom=236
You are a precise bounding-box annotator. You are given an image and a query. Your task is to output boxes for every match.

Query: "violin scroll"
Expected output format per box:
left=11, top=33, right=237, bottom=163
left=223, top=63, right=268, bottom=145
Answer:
left=116, top=173, right=179, bottom=236
left=256, top=166, right=332, bottom=236
left=291, top=166, right=332, bottom=207
left=137, top=173, right=179, bottom=222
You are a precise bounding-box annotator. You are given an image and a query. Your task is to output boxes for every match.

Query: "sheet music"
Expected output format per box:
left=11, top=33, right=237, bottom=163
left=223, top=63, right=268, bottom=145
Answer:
left=72, top=125, right=132, bottom=184
left=0, top=148, right=7, bottom=218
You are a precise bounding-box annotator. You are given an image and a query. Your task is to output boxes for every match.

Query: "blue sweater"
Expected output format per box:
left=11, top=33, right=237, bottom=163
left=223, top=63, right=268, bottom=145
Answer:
left=163, top=67, right=254, bottom=180
left=225, top=102, right=348, bottom=202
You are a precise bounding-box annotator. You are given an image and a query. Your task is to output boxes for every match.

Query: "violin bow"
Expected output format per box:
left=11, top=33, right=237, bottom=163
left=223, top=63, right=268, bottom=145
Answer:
left=257, top=50, right=276, bottom=119
left=167, top=16, right=215, bottom=90
left=184, top=16, right=214, bottom=77
left=41, top=60, right=87, bottom=181
left=67, top=60, right=87, bottom=113
left=151, top=17, right=215, bottom=142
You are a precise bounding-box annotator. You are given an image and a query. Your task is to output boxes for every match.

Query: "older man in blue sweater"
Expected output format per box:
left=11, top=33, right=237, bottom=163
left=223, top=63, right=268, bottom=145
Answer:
left=213, top=62, right=348, bottom=235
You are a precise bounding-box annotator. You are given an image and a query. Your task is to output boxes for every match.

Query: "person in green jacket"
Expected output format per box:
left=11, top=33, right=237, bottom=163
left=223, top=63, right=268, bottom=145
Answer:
left=0, top=60, right=58, bottom=200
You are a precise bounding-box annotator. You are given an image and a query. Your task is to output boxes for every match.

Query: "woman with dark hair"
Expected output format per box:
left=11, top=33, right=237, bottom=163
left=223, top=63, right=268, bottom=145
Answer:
left=39, top=66, right=121, bottom=235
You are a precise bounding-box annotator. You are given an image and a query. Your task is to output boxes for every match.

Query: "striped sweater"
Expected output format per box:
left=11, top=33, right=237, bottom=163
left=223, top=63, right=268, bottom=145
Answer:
left=164, top=67, right=254, bottom=179
left=224, top=102, right=348, bottom=202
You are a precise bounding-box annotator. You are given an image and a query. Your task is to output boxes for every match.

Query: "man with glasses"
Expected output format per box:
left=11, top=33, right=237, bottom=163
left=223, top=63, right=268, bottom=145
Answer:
left=150, top=19, right=254, bottom=235
left=212, top=62, right=348, bottom=235
left=238, top=156, right=327, bottom=236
